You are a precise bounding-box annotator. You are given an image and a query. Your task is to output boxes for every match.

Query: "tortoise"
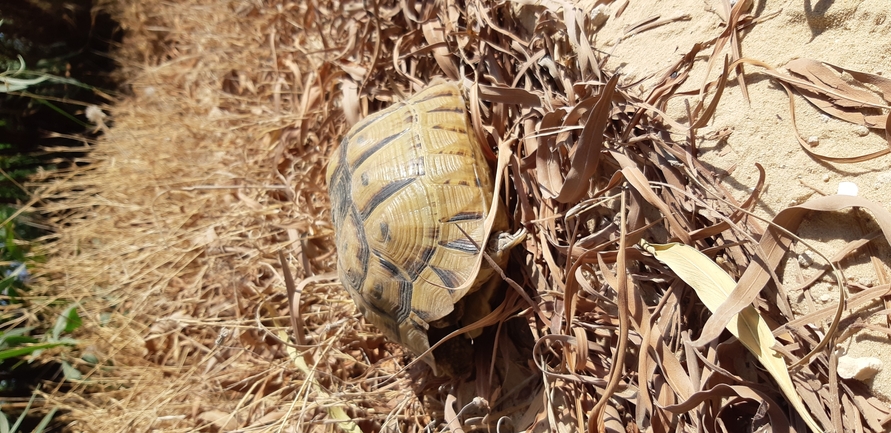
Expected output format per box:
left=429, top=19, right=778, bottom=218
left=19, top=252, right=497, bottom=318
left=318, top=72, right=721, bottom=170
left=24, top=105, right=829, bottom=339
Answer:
left=326, top=82, right=523, bottom=374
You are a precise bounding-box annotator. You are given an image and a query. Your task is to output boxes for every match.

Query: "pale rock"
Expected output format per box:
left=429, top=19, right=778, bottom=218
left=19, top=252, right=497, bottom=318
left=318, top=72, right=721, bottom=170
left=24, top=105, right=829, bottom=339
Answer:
left=837, top=355, right=882, bottom=381
left=590, top=5, right=609, bottom=28
left=837, top=181, right=858, bottom=196
left=797, top=252, right=814, bottom=267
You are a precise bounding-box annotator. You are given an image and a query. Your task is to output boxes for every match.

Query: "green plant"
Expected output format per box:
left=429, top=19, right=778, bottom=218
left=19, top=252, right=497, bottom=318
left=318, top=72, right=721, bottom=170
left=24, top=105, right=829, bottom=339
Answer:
left=0, top=203, right=81, bottom=386
left=1, top=56, right=95, bottom=126
left=0, top=305, right=80, bottom=364
left=0, top=206, right=42, bottom=306
left=0, top=145, right=40, bottom=202
left=0, top=6, right=116, bottom=429
left=0, top=390, right=58, bottom=433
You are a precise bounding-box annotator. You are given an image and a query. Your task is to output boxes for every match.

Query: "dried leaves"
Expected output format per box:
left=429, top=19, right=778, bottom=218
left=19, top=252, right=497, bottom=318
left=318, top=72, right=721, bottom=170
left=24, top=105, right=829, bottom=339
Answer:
left=645, top=240, right=822, bottom=432
left=745, top=57, right=891, bottom=163
left=319, top=1, right=891, bottom=431
left=280, top=0, right=891, bottom=430
left=31, top=0, right=891, bottom=432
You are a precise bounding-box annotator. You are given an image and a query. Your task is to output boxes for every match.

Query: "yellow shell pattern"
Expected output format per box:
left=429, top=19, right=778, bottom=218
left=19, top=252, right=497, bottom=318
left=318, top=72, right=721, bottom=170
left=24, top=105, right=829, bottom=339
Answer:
left=327, top=83, right=507, bottom=362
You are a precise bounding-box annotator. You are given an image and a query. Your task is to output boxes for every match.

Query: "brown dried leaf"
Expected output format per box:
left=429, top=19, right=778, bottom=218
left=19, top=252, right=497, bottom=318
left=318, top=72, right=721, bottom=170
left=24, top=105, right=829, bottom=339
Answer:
left=553, top=75, right=618, bottom=203
left=785, top=58, right=891, bottom=126
left=743, top=58, right=891, bottom=162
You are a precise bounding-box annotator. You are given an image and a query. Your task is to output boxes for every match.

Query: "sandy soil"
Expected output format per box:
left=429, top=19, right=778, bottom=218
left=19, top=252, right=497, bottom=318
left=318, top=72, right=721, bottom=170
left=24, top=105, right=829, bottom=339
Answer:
left=595, top=0, right=891, bottom=399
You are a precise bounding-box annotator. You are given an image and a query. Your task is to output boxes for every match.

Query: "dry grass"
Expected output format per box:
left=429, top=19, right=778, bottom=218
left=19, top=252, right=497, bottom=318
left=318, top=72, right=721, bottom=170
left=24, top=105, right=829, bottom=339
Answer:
left=20, top=0, right=891, bottom=432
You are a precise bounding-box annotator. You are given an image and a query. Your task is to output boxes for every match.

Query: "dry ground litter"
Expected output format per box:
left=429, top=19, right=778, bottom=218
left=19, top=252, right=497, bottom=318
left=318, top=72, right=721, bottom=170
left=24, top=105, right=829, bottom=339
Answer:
left=20, top=0, right=891, bottom=432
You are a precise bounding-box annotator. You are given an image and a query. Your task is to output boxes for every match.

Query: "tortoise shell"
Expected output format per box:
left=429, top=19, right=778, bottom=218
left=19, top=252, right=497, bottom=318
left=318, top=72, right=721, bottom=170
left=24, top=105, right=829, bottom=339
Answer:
left=326, top=83, right=511, bottom=370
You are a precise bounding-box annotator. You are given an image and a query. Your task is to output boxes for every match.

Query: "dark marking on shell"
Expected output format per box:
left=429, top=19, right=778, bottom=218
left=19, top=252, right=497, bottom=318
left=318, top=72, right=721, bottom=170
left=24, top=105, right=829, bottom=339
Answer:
left=379, top=221, right=390, bottom=242
left=431, top=125, right=466, bottom=134
left=345, top=267, right=365, bottom=293
left=347, top=119, right=374, bottom=139
left=430, top=265, right=462, bottom=289
left=364, top=295, right=401, bottom=337
left=371, top=283, right=384, bottom=300
left=426, top=226, right=440, bottom=240
left=428, top=107, right=465, bottom=114
left=405, top=247, right=436, bottom=281
left=329, top=139, right=370, bottom=297
left=439, top=238, right=480, bottom=254
left=450, top=149, right=469, bottom=157
left=360, top=177, right=416, bottom=220
left=378, top=255, right=402, bottom=277
left=419, top=246, right=436, bottom=265
left=412, top=308, right=433, bottom=322
left=395, top=279, right=414, bottom=323
left=351, top=130, right=405, bottom=170
left=442, top=211, right=484, bottom=223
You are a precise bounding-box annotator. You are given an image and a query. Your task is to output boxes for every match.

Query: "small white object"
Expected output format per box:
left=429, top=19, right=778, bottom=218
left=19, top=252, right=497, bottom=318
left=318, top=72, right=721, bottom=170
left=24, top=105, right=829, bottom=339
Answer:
left=859, top=277, right=877, bottom=287
left=538, top=56, right=559, bottom=79
left=838, top=182, right=859, bottom=196
left=818, top=293, right=831, bottom=302
left=854, top=125, right=870, bottom=136
left=797, top=253, right=814, bottom=267
left=806, top=136, right=820, bottom=147
left=837, top=355, right=882, bottom=381
left=822, top=174, right=830, bottom=182
left=590, top=5, right=609, bottom=28
left=85, top=105, right=106, bottom=123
